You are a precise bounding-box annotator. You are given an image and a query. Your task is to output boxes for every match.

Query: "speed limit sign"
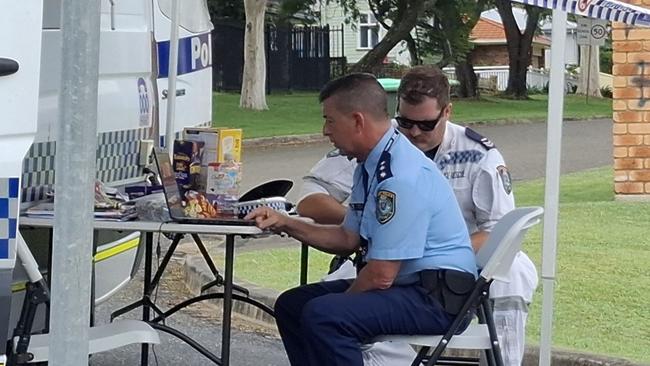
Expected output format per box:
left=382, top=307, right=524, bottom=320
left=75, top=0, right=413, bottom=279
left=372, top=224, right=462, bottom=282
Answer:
left=577, top=17, right=608, bottom=46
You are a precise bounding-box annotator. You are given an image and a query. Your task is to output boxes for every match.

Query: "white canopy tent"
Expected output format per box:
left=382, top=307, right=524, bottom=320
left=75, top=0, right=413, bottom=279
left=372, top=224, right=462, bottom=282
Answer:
left=508, top=1, right=650, bottom=365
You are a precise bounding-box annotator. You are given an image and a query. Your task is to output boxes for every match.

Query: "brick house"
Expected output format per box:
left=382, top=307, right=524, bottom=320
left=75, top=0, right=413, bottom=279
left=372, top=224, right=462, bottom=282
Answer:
left=612, top=0, right=650, bottom=199
left=469, top=16, right=551, bottom=68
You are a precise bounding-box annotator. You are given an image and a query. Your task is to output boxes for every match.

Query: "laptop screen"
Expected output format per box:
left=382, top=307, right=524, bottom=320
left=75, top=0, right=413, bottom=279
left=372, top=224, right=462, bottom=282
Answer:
left=153, top=148, right=256, bottom=226
left=153, top=148, right=188, bottom=219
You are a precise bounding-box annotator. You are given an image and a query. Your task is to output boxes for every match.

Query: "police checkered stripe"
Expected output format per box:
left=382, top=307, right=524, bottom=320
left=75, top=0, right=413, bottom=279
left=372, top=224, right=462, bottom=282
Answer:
left=23, top=156, right=56, bottom=174
left=437, top=150, right=485, bottom=170
left=96, top=153, right=139, bottom=171
left=22, top=185, right=52, bottom=203
left=97, top=140, right=141, bottom=157
left=22, top=170, right=55, bottom=188
left=236, top=200, right=286, bottom=215
left=97, top=166, right=140, bottom=183
left=20, top=128, right=152, bottom=202
left=512, top=0, right=650, bottom=26
left=0, top=177, right=20, bottom=259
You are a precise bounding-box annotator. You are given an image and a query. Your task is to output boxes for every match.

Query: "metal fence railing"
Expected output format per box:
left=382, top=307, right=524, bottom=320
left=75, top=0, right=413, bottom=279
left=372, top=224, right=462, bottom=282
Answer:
left=443, top=65, right=579, bottom=93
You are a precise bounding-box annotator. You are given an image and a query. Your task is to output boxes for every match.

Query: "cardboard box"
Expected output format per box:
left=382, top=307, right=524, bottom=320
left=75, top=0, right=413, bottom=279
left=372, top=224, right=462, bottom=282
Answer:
left=216, top=128, right=242, bottom=162
left=184, top=127, right=219, bottom=165
left=183, top=127, right=242, bottom=163
left=183, top=128, right=243, bottom=209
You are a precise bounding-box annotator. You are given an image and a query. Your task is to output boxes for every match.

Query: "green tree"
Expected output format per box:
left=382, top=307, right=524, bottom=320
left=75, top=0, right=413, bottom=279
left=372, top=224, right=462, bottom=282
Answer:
left=207, top=0, right=246, bottom=23
left=350, top=0, right=427, bottom=73
left=282, top=0, right=426, bottom=73
left=415, top=0, right=488, bottom=98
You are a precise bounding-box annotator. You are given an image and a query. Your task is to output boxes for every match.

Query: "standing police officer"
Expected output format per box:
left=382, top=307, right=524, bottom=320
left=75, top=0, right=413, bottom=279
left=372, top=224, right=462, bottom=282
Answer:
left=246, top=73, right=477, bottom=366
left=298, top=66, right=538, bottom=366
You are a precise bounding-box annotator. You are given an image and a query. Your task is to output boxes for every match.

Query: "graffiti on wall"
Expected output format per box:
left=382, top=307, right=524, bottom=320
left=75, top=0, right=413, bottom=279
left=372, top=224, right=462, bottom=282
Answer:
left=631, top=61, right=650, bottom=107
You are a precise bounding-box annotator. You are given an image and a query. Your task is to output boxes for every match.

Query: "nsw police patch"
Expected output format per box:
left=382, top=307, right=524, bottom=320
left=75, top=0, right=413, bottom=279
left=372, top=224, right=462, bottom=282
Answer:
left=376, top=190, right=396, bottom=224
left=497, top=165, right=512, bottom=195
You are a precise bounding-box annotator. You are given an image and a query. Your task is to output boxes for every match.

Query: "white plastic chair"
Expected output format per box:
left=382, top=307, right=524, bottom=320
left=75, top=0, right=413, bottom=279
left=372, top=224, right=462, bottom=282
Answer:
left=372, top=206, right=544, bottom=366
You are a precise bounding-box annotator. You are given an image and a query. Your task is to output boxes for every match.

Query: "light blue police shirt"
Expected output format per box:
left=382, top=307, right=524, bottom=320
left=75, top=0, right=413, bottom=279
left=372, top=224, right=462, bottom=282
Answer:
left=342, top=128, right=477, bottom=284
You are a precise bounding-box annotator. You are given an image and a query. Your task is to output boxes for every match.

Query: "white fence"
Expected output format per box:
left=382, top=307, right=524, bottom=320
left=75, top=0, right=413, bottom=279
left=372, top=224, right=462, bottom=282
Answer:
left=443, top=65, right=578, bottom=93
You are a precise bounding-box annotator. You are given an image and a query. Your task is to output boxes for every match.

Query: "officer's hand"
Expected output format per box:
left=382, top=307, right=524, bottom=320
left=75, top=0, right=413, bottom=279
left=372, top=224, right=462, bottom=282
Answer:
left=244, top=207, right=287, bottom=233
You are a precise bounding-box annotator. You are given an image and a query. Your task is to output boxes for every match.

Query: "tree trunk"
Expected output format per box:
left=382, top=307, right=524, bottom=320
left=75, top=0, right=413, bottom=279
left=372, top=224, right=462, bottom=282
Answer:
left=350, top=0, right=425, bottom=73
left=240, top=0, right=267, bottom=110
left=405, top=34, right=421, bottom=66
left=494, top=0, right=541, bottom=99
left=576, top=45, right=601, bottom=97
left=455, top=60, right=479, bottom=98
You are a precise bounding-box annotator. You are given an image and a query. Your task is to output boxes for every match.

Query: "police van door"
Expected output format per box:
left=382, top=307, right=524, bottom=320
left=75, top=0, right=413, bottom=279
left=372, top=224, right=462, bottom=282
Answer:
left=0, top=1, right=43, bottom=362
left=153, top=0, right=214, bottom=141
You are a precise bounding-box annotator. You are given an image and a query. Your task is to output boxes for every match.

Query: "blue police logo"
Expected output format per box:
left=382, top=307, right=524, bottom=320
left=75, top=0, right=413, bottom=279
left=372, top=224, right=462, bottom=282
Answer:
left=137, top=78, right=150, bottom=127
left=497, top=165, right=512, bottom=195
left=157, top=33, right=212, bottom=78
left=376, top=190, right=396, bottom=224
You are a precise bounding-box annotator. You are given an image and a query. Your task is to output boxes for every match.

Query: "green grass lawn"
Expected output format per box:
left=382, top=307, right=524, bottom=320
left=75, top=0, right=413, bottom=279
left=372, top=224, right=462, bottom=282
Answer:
left=211, top=167, right=650, bottom=363
left=213, top=93, right=612, bottom=138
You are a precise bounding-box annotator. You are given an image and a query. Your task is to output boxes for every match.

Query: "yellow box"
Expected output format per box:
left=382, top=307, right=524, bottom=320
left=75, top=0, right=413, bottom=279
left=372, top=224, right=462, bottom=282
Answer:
left=216, top=128, right=242, bottom=162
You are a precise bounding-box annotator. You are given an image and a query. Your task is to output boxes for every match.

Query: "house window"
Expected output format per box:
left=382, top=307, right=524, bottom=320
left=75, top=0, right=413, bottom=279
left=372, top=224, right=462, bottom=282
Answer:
left=358, top=13, right=379, bottom=49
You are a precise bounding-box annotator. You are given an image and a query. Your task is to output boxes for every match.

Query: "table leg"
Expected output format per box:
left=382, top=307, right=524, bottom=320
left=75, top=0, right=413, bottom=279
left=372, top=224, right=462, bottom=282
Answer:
left=141, top=232, right=153, bottom=366
left=221, top=234, right=235, bottom=366
left=300, top=243, right=309, bottom=285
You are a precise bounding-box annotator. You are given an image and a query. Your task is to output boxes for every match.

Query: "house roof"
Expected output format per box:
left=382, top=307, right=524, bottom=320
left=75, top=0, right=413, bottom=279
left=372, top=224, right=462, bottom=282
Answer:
left=470, top=16, right=551, bottom=46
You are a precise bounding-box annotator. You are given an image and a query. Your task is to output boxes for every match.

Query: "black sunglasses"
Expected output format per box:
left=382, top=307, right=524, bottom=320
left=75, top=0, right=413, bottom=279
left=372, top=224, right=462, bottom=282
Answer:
left=395, top=107, right=446, bottom=132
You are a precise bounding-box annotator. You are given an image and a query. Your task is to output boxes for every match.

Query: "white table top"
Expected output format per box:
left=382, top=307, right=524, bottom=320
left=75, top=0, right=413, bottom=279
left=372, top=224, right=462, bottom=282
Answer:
left=19, top=216, right=263, bottom=236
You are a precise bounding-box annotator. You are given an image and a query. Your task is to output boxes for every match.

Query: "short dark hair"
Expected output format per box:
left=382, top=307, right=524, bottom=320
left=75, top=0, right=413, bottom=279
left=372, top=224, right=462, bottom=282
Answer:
left=319, top=73, right=388, bottom=119
left=398, top=66, right=450, bottom=107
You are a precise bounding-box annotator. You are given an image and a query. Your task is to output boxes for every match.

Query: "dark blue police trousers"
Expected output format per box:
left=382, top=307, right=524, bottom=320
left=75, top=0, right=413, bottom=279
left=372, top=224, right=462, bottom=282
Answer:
left=274, top=279, right=453, bottom=366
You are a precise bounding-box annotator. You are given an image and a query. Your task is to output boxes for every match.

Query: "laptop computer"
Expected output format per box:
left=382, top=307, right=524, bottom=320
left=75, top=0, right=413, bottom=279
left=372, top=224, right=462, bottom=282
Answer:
left=153, top=148, right=256, bottom=226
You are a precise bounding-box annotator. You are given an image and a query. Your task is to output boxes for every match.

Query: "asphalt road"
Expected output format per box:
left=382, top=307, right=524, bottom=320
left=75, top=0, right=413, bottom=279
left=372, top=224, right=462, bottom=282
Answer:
left=241, top=119, right=613, bottom=204
left=90, top=118, right=613, bottom=366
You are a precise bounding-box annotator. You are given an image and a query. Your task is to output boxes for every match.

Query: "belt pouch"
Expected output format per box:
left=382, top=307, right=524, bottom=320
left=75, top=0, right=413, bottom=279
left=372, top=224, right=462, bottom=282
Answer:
left=420, top=270, right=475, bottom=315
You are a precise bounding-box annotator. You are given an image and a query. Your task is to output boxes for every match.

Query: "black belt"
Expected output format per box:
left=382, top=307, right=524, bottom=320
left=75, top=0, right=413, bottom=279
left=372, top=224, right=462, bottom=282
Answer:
left=418, top=269, right=476, bottom=315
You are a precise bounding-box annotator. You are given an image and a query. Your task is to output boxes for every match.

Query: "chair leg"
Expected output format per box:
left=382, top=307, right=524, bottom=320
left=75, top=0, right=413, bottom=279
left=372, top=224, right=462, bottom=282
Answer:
left=476, top=303, right=497, bottom=366
left=412, top=346, right=430, bottom=366
left=481, top=296, right=504, bottom=366
left=425, top=281, right=488, bottom=366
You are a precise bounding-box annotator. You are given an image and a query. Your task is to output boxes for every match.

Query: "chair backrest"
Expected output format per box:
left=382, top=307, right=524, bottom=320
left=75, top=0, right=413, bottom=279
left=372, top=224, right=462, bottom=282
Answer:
left=475, top=207, right=543, bottom=282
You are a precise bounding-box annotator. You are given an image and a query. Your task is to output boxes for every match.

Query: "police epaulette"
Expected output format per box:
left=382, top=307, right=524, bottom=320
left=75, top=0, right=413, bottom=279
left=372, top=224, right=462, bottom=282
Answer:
left=376, top=151, right=393, bottom=183
left=465, top=128, right=495, bottom=150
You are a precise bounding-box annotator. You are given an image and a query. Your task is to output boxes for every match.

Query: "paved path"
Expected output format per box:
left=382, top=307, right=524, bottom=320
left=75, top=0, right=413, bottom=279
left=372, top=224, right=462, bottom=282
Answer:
left=91, top=119, right=613, bottom=365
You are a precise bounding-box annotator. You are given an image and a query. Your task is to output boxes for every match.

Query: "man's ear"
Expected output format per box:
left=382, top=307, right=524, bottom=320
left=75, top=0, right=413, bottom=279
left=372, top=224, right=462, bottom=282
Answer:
left=351, top=111, right=365, bottom=133
left=445, top=103, right=453, bottom=120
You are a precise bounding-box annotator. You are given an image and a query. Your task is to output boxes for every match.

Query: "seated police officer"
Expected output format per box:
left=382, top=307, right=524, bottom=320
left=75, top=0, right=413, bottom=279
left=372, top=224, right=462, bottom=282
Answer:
left=245, top=73, right=477, bottom=366
left=298, top=66, right=538, bottom=366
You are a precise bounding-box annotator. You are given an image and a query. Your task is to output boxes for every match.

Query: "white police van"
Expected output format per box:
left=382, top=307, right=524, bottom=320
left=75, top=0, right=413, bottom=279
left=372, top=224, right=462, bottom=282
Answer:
left=0, top=1, right=214, bottom=362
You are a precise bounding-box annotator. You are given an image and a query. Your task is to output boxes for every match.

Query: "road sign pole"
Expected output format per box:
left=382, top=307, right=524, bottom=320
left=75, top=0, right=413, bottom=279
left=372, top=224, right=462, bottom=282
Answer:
left=586, top=45, right=592, bottom=104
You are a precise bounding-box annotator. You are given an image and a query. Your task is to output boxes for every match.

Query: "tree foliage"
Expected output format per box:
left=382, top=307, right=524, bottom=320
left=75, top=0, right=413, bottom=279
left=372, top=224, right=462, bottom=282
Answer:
left=350, top=0, right=426, bottom=73
left=415, top=0, right=488, bottom=97
left=207, top=0, right=246, bottom=23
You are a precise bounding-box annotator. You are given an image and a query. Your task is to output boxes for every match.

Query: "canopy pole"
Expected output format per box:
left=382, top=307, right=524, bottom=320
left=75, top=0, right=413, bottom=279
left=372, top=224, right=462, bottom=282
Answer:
left=49, top=0, right=101, bottom=364
left=539, top=9, right=568, bottom=366
left=165, top=0, right=180, bottom=154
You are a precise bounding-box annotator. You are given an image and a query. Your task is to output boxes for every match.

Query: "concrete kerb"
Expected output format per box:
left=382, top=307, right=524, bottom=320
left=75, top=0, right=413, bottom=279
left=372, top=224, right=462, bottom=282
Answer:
left=180, top=244, right=280, bottom=330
